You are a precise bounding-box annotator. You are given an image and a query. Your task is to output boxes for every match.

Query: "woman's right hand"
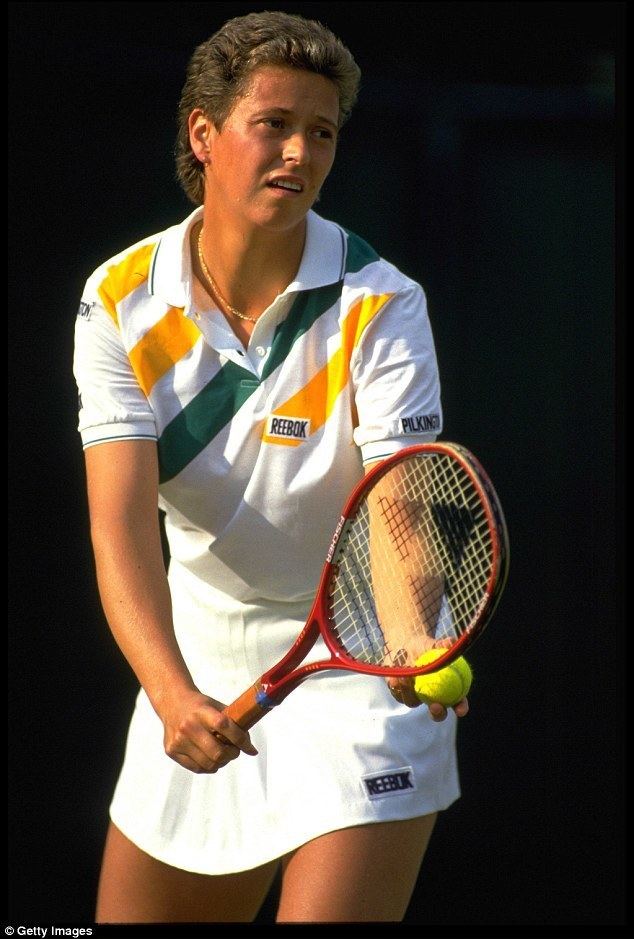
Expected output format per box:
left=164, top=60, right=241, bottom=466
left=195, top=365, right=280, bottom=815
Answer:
left=159, top=688, right=259, bottom=774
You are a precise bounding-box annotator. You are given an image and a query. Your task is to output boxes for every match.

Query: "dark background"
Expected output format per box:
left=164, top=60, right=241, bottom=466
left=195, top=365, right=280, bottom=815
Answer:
left=8, top=1, right=624, bottom=932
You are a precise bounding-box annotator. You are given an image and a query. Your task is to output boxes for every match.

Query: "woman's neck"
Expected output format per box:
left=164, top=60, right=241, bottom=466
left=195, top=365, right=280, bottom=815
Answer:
left=196, top=215, right=306, bottom=317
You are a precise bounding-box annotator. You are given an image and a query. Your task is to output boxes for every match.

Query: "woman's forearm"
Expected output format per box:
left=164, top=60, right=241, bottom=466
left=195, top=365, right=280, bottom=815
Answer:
left=90, top=511, right=196, bottom=715
left=85, top=440, right=196, bottom=717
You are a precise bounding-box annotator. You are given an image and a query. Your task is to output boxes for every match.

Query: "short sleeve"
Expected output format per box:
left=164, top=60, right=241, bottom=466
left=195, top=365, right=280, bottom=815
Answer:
left=351, top=283, right=442, bottom=464
left=73, top=298, right=157, bottom=449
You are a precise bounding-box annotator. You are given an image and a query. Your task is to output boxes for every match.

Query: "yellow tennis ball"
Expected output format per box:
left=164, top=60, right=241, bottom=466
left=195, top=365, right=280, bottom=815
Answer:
left=413, top=650, right=473, bottom=707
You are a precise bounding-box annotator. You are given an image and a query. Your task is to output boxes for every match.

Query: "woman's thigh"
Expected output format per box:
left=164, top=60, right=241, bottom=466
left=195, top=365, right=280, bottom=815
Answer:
left=276, top=814, right=437, bottom=923
left=96, top=822, right=279, bottom=923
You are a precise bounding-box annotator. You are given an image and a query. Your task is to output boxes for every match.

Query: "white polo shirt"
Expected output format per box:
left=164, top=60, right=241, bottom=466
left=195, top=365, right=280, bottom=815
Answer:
left=74, top=206, right=442, bottom=604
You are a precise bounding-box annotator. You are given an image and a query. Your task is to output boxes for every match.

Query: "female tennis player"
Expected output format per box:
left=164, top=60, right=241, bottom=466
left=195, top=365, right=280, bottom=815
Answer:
left=73, top=10, right=469, bottom=923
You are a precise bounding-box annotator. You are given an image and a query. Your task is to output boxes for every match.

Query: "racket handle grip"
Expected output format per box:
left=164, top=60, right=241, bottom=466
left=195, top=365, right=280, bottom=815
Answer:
left=222, top=681, right=270, bottom=732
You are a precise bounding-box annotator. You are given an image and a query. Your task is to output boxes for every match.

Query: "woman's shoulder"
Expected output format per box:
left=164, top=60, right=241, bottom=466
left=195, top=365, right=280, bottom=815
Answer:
left=309, top=211, right=420, bottom=295
left=340, top=228, right=421, bottom=296
left=81, top=210, right=198, bottom=303
left=82, top=228, right=166, bottom=298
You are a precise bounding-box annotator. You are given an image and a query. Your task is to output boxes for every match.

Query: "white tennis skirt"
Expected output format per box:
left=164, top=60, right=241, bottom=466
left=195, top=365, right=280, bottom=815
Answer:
left=109, top=561, right=460, bottom=875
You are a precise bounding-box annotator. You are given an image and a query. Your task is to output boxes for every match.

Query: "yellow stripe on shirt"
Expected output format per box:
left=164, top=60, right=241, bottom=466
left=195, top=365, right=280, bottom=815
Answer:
left=96, top=242, right=201, bottom=396
left=129, top=307, right=202, bottom=397
left=263, top=293, right=393, bottom=445
left=97, top=242, right=156, bottom=327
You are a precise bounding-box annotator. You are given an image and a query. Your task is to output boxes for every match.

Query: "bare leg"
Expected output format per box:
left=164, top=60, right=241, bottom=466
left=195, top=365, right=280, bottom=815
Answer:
left=276, top=814, right=437, bottom=923
left=96, top=822, right=279, bottom=923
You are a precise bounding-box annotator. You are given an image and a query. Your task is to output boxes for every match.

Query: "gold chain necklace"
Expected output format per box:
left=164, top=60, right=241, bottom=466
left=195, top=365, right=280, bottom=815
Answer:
left=197, top=229, right=258, bottom=324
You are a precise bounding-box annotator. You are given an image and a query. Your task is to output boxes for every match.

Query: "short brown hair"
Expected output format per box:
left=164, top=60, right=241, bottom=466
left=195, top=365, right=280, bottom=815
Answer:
left=175, top=10, right=361, bottom=205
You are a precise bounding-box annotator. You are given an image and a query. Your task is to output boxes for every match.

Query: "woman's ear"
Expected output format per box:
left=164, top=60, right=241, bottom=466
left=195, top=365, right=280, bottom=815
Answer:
left=188, top=109, right=213, bottom=164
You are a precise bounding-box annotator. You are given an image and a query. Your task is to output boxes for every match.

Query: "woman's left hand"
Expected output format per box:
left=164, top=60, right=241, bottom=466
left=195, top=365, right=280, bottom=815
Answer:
left=386, top=677, right=469, bottom=721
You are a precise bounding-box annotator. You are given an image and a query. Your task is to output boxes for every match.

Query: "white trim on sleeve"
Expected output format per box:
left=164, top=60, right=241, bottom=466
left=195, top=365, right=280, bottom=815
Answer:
left=360, top=434, right=438, bottom=465
left=81, top=423, right=158, bottom=449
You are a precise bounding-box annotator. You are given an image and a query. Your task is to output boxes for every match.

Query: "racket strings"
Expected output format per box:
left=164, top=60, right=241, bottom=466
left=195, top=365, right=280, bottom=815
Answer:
left=330, top=504, right=380, bottom=665
left=375, top=495, right=423, bottom=561
left=337, top=552, right=380, bottom=658
left=409, top=457, right=494, bottom=641
left=329, top=452, right=496, bottom=668
left=406, top=571, right=446, bottom=637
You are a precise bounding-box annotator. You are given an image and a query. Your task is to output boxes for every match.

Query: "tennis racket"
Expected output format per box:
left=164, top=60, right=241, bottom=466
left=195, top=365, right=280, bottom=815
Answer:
left=223, top=441, right=509, bottom=731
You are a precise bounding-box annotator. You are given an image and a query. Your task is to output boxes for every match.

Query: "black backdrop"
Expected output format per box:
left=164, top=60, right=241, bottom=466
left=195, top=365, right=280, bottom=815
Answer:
left=7, top=1, right=624, bottom=932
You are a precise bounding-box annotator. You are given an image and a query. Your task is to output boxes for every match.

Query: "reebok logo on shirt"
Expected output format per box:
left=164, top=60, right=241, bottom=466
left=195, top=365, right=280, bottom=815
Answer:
left=264, top=415, right=311, bottom=444
left=361, top=766, right=415, bottom=800
left=400, top=413, right=440, bottom=434
left=77, top=301, right=94, bottom=320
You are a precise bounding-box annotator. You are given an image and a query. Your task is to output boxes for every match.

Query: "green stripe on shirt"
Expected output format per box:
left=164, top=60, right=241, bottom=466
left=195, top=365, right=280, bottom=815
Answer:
left=343, top=230, right=380, bottom=274
left=158, top=281, right=343, bottom=483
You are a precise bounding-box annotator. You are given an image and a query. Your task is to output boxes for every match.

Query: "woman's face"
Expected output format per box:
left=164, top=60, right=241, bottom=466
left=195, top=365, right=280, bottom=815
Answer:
left=200, top=65, right=340, bottom=235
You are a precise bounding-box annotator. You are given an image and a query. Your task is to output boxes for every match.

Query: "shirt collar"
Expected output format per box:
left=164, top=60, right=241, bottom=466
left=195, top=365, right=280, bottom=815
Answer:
left=285, top=210, right=346, bottom=292
left=148, top=207, right=346, bottom=310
